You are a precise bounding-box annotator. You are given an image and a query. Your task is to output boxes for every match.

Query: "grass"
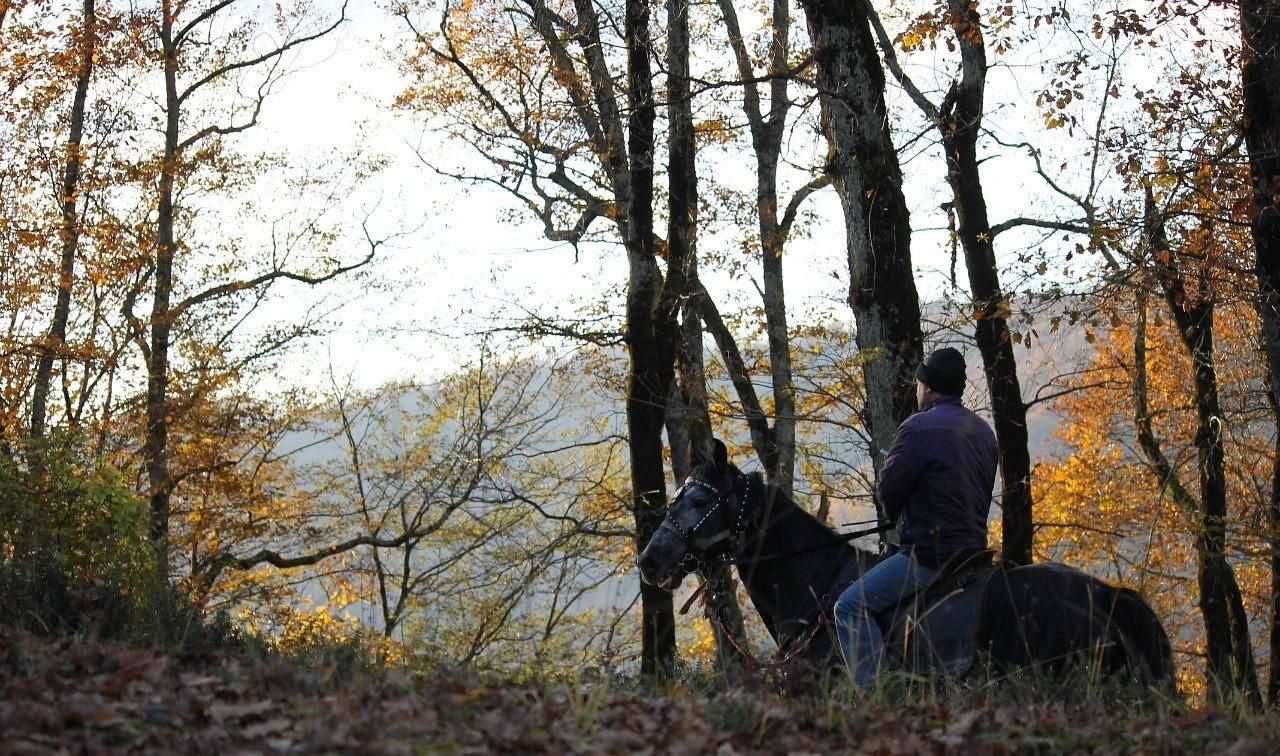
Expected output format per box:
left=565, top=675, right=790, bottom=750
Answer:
left=3, top=622, right=1279, bottom=753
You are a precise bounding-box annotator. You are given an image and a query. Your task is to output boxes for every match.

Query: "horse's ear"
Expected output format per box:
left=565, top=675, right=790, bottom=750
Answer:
left=691, top=439, right=713, bottom=469
left=712, top=438, right=728, bottom=471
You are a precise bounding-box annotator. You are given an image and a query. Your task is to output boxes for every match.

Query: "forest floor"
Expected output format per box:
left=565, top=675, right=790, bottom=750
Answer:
left=1, top=627, right=1278, bottom=754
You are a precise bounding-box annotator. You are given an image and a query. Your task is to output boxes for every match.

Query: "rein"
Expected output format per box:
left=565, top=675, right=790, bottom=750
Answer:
left=673, top=474, right=893, bottom=615
left=678, top=521, right=890, bottom=609
left=669, top=472, right=894, bottom=571
left=669, top=475, right=894, bottom=670
left=685, top=574, right=850, bottom=672
left=718, top=521, right=895, bottom=567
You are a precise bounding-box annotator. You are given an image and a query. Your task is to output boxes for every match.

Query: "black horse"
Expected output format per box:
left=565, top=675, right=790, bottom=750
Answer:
left=637, top=441, right=1175, bottom=689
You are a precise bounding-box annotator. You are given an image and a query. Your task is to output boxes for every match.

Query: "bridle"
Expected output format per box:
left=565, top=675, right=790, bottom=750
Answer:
left=658, top=470, right=896, bottom=671
left=661, top=472, right=894, bottom=574
left=660, top=470, right=851, bottom=672
left=659, top=472, right=758, bottom=573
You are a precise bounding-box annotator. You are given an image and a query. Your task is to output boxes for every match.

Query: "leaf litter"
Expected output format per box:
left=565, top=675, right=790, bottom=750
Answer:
left=1, top=627, right=1277, bottom=754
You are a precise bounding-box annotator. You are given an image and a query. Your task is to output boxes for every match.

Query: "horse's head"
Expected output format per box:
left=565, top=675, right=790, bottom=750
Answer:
left=637, top=439, right=758, bottom=590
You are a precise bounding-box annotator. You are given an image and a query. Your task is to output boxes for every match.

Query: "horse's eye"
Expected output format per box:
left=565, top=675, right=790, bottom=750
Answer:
left=694, top=492, right=720, bottom=509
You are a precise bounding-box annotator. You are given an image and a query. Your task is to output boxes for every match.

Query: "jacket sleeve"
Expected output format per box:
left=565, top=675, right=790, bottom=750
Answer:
left=877, top=422, right=925, bottom=522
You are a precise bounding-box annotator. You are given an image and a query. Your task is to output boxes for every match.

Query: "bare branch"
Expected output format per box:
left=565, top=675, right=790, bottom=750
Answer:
left=779, top=174, right=832, bottom=242
left=696, top=281, right=776, bottom=469
left=169, top=221, right=379, bottom=321
left=1132, top=287, right=1200, bottom=513
left=177, top=2, right=348, bottom=106
left=989, top=216, right=1093, bottom=238
left=862, top=0, right=940, bottom=123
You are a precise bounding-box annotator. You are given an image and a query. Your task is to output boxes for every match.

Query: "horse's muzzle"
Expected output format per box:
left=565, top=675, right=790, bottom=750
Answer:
left=637, top=551, right=684, bottom=590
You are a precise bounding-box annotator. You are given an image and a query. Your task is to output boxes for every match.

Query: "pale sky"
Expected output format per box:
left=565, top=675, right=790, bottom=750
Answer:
left=236, top=0, right=1205, bottom=391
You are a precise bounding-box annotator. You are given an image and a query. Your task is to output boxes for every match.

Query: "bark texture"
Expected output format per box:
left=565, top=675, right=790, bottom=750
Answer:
left=624, top=0, right=677, bottom=677
left=865, top=0, right=1033, bottom=562
left=798, top=0, right=923, bottom=525
left=667, top=0, right=747, bottom=671
left=1240, top=0, right=1280, bottom=707
left=937, top=0, right=1032, bottom=563
left=1143, top=193, right=1261, bottom=706
left=522, top=0, right=681, bottom=676
left=714, top=0, right=800, bottom=493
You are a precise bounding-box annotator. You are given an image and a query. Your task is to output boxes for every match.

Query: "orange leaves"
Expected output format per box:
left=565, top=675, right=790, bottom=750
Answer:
left=1034, top=301, right=1272, bottom=697
left=693, top=117, right=734, bottom=146
left=898, top=28, right=929, bottom=52
left=12, top=226, right=45, bottom=249
left=896, top=10, right=942, bottom=53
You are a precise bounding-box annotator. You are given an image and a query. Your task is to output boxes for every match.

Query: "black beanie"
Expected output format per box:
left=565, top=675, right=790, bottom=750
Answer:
left=914, top=347, right=966, bottom=396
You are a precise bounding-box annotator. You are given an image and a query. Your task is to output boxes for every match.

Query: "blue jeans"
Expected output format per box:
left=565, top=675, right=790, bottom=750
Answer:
left=833, top=552, right=940, bottom=689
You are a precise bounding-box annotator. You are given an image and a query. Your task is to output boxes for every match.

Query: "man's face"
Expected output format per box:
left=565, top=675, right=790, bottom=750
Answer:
left=916, top=379, right=928, bottom=410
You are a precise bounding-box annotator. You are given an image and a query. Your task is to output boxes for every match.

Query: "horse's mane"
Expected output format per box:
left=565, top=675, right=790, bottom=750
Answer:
left=744, top=470, right=876, bottom=560
left=739, top=470, right=876, bottom=580
left=728, top=470, right=876, bottom=658
left=716, top=466, right=1176, bottom=686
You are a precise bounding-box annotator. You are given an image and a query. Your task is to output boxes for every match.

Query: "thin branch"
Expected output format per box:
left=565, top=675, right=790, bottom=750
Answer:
left=696, top=281, right=775, bottom=467
left=1132, top=287, right=1200, bottom=513
left=862, top=0, right=940, bottom=122
left=1024, top=378, right=1124, bottom=410
left=169, top=221, right=379, bottom=321
left=989, top=215, right=1093, bottom=238
left=177, top=2, right=348, bottom=106
left=778, top=174, right=832, bottom=242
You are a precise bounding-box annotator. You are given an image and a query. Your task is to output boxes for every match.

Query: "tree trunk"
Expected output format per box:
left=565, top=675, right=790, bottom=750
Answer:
left=1265, top=340, right=1280, bottom=706
left=713, top=0, right=802, bottom=493
left=666, top=0, right=748, bottom=672
left=797, top=0, right=923, bottom=524
left=1145, top=191, right=1261, bottom=706
left=31, top=0, right=96, bottom=440
left=1177, top=302, right=1262, bottom=706
left=145, top=2, right=181, bottom=578
left=755, top=0, right=796, bottom=497
left=1240, top=0, right=1280, bottom=707
left=937, top=0, right=1033, bottom=564
left=624, top=0, right=676, bottom=678
left=666, top=384, right=750, bottom=671
left=758, top=193, right=795, bottom=496
left=523, top=0, right=680, bottom=676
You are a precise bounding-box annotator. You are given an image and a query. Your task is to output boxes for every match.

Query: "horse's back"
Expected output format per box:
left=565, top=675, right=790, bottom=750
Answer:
left=978, top=562, right=1175, bottom=686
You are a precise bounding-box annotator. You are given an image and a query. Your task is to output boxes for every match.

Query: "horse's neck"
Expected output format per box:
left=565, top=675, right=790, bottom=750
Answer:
left=735, top=487, right=871, bottom=642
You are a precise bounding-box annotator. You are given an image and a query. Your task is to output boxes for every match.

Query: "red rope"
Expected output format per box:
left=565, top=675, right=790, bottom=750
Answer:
left=711, top=585, right=850, bottom=674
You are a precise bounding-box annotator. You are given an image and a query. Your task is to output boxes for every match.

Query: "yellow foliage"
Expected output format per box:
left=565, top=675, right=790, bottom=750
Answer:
left=679, top=612, right=720, bottom=666
left=1034, top=300, right=1274, bottom=697
left=238, top=600, right=404, bottom=666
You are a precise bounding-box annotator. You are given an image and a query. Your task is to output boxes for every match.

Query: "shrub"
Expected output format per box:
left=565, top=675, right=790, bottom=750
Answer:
left=0, top=433, right=162, bottom=639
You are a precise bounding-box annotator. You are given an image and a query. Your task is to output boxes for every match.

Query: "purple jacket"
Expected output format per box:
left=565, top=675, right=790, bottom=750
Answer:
left=876, top=395, right=998, bottom=567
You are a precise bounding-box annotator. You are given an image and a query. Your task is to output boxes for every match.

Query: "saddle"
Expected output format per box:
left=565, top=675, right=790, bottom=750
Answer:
left=875, top=550, right=1002, bottom=678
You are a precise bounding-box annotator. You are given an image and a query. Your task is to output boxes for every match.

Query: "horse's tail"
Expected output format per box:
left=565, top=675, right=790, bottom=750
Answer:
left=1111, top=586, right=1177, bottom=692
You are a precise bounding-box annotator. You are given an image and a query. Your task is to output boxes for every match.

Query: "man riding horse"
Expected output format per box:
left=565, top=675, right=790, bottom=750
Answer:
left=637, top=350, right=1175, bottom=690
left=835, top=346, right=997, bottom=691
